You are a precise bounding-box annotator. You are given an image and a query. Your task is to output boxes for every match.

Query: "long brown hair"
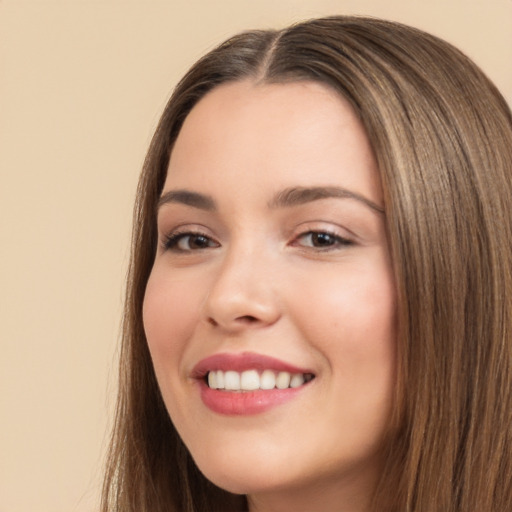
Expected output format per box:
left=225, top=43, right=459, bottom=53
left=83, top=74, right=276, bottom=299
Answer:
left=101, top=16, right=512, bottom=512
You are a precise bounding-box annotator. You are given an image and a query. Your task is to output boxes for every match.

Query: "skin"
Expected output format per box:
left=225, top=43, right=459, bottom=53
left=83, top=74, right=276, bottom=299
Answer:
left=143, top=80, right=397, bottom=512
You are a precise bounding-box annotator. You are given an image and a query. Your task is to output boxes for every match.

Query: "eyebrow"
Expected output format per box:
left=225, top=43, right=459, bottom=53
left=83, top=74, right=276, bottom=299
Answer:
left=157, top=186, right=384, bottom=214
left=268, top=186, right=384, bottom=213
left=158, top=189, right=216, bottom=211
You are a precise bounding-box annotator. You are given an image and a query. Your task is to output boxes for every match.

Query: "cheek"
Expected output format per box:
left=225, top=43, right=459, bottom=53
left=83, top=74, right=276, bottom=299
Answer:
left=291, top=257, right=396, bottom=379
left=142, top=268, right=201, bottom=365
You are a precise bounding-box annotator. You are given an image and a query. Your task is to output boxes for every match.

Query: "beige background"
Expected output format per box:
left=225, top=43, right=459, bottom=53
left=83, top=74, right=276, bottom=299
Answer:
left=1, top=1, right=510, bottom=511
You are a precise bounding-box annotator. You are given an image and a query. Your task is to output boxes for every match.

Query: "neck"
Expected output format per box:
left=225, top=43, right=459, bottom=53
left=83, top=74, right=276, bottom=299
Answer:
left=247, top=465, right=378, bottom=512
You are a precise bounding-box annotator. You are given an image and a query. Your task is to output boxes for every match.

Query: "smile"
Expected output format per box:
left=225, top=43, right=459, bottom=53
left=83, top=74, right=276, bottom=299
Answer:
left=192, top=352, right=316, bottom=415
left=207, top=369, right=315, bottom=391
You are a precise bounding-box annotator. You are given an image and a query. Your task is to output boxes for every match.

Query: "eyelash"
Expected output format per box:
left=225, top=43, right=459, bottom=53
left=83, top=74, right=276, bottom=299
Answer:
left=292, top=230, right=354, bottom=250
left=163, top=230, right=219, bottom=252
left=162, top=229, right=353, bottom=253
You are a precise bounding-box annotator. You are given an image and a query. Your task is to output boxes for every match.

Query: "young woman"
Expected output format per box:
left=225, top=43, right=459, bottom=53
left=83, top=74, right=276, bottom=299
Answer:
left=102, top=16, right=512, bottom=512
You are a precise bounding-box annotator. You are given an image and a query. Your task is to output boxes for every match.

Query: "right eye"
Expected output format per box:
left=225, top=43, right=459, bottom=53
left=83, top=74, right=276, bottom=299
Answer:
left=163, top=231, right=220, bottom=252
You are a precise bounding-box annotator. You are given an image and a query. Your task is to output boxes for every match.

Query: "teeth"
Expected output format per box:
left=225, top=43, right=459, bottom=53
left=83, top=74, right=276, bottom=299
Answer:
left=260, top=369, right=276, bottom=390
left=240, top=369, right=260, bottom=390
left=276, top=371, right=291, bottom=389
left=208, top=371, right=217, bottom=389
left=206, top=369, right=313, bottom=391
left=224, top=371, right=240, bottom=390
left=216, top=370, right=225, bottom=389
left=290, top=374, right=305, bottom=388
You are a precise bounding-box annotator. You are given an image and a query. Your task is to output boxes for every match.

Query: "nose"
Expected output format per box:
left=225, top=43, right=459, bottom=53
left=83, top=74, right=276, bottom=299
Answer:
left=202, top=246, right=281, bottom=332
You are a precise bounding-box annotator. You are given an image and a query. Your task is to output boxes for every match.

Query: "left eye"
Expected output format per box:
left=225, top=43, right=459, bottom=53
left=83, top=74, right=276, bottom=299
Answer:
left=294, top=231, right=352, bottom=249
left=164, top=232, right=219, bottom=252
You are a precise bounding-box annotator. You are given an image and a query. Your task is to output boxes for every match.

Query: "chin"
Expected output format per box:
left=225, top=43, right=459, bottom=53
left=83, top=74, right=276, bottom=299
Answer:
left=193, top=452, right=278, bottom=494
left=190, top=444, right=303, bottom=495
left=190, top=439, right=380, bottom=500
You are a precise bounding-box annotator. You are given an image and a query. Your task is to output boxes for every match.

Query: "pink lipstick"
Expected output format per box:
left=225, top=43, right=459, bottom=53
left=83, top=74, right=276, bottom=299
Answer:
left=192, top=352, right=314, bottom=415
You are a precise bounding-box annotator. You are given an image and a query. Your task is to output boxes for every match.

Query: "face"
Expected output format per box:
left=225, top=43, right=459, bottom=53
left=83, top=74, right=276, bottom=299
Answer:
left=143, top=80, right=396, bottom=507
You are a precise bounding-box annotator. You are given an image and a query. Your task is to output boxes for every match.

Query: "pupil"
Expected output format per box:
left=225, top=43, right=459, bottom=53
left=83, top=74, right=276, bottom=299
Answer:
left=191, top=235, right=209, bottom=248
left=313, top=233, right=334, bottom=246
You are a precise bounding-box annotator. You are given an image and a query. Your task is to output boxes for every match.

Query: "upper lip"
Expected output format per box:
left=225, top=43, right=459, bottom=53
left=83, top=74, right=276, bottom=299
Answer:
left=191, top=351, right=313, bottom=379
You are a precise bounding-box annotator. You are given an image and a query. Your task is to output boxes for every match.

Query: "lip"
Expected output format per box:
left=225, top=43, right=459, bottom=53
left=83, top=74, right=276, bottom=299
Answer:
left=191, top=351, right=312, bottom=378
left=191, top=351, right=314, bottom=416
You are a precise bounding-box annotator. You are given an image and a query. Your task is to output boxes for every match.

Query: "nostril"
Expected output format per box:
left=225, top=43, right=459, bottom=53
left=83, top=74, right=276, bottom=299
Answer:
left=236, top=315, right=259, bottom=324
left=207, top=315, right=258, bottom=328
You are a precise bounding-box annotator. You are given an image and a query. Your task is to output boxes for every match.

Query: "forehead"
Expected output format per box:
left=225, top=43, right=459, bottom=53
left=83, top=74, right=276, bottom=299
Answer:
left=165, top=80, right=382, bottom=206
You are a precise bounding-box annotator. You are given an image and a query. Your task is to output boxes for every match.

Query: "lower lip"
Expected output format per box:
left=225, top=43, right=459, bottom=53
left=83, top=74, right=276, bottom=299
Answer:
left=199, top=381, right=307, bottom=415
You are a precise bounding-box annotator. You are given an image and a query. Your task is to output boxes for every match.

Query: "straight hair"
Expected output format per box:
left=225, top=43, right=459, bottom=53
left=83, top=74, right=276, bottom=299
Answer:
left=102, top=16, right=512, bottom=512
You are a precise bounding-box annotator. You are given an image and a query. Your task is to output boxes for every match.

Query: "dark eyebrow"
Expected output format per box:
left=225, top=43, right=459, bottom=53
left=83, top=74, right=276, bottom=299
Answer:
left=268, top=186, right=384, bottom=214
left=158, top=190, right=216, bottom=211
left=158, top=186, right=384, bottom=214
